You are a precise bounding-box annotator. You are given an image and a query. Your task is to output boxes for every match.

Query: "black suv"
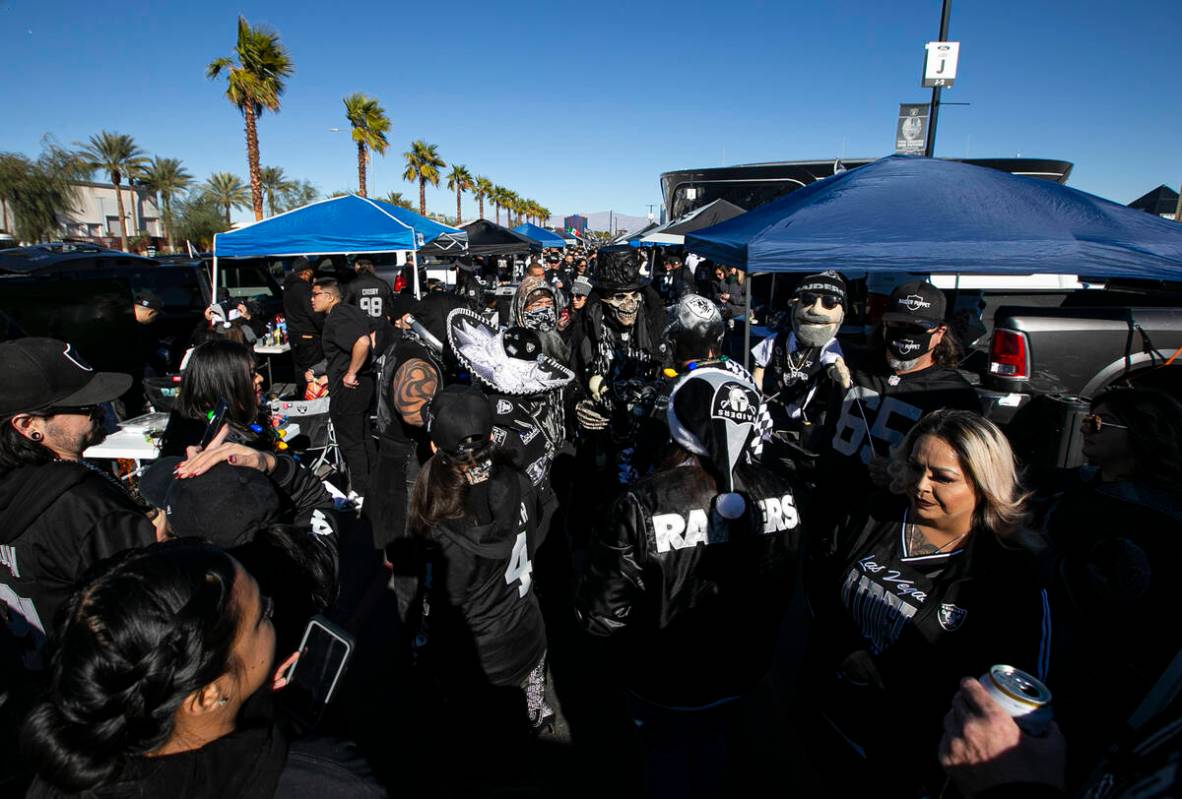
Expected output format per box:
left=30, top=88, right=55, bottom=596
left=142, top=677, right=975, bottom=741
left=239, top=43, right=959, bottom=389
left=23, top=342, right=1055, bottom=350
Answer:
left=0, top=243, right=283, bottom=376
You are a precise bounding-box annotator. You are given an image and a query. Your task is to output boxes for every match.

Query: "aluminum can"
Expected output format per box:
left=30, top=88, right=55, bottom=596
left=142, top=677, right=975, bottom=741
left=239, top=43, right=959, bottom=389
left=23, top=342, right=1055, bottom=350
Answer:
left=978, top=664, right=1052, bottom=735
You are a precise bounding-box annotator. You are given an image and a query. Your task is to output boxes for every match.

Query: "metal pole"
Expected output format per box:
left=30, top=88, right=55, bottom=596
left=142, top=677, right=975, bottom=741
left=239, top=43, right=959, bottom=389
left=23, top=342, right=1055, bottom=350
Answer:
left=743, top=273, right=753, bottom=372
left=210, top=254, right=219, bottom=305
left=924, top=0, right=952, bottom=158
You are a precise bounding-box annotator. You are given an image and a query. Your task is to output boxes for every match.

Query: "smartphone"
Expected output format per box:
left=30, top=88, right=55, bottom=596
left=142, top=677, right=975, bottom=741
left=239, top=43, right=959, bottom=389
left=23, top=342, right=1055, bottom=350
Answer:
left=199, top=399, right=230, bottom=449
left=280, top=615, right=354, bottom=729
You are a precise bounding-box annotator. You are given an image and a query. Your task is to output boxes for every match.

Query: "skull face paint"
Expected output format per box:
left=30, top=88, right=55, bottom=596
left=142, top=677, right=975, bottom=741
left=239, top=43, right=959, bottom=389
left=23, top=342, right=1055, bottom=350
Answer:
left=603, top=290, right=642, bottom=328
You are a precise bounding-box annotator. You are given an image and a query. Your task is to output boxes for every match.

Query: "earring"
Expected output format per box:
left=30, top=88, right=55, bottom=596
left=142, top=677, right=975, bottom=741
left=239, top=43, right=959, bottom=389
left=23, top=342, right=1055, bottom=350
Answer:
left=30, top=431, right=43, bottom=442
left=218, top=697, right=229, bottom=706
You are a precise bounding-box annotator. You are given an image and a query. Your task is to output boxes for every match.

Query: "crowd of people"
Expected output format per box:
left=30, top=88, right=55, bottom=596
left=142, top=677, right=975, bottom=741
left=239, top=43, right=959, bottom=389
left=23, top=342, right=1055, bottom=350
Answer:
left=2, top=244, right=1182, bottom=798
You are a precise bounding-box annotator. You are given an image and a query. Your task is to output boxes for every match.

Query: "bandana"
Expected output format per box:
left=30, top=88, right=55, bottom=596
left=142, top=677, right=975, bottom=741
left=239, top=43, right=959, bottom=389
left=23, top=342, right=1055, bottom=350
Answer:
left=523, top=305, right=557, bottom=332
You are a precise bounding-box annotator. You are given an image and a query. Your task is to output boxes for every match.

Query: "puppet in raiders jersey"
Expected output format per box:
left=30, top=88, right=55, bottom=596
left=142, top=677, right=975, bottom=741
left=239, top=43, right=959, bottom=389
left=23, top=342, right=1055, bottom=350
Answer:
left=751, top=271, right=852, bottom=472
left=571, top=251, right=669, bottom=485
left=447, top=308, right=574, bottom=488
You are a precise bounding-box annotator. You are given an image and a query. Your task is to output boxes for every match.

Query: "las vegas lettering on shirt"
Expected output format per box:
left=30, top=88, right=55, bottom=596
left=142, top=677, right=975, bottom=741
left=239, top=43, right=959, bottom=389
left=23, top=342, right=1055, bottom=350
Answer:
left=841, top=556, right=927, bottom=655
left=652, top=494, right=799, bottom=554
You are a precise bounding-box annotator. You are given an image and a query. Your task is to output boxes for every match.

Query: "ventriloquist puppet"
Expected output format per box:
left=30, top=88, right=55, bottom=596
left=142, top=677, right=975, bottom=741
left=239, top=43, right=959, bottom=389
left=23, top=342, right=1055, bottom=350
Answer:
left=750, top=270, right=851, bottom=475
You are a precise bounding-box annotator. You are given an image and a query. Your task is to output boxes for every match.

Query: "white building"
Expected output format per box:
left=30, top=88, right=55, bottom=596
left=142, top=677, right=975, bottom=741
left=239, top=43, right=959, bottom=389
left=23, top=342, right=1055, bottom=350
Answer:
left=61, top=181, right=165, bottom=245
left=0, top=181, right=164, bottom=250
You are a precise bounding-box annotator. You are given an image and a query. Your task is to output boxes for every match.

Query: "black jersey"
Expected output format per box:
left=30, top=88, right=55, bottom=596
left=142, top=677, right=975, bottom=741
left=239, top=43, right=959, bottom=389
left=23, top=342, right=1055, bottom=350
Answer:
left=811, top=496, right=1050, bottom=788
left=345, top=273, right=396, bottom=322
left=424, top=467, right=547, bottom=687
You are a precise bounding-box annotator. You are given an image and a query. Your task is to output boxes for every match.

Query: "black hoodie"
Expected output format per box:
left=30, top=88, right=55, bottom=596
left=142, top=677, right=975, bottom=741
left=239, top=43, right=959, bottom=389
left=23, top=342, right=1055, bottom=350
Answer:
left=0, top=461, right=155, bottom=667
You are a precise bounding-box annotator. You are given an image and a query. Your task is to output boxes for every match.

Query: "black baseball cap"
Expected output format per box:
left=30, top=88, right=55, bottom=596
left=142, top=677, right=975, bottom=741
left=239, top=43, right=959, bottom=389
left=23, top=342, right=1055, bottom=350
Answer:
left=882, top=281, right=946, bottom=329
left=135, top=292, right=162, bottom=311
left=141, top=457, right=281, bottom=546
left=0, top=338, right=131, bottom=417
left=426, top=385, right=492, bottom=454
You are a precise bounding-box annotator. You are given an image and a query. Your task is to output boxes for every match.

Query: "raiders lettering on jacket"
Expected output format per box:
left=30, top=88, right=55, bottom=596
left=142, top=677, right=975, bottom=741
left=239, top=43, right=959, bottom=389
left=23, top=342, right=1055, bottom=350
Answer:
left=652, top=494, right=798, bottom=554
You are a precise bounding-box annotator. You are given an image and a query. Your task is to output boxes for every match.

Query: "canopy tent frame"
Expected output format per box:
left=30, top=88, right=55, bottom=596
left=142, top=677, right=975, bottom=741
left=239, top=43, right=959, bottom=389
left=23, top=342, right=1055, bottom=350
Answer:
left=212, top=194, right=466, bottom=302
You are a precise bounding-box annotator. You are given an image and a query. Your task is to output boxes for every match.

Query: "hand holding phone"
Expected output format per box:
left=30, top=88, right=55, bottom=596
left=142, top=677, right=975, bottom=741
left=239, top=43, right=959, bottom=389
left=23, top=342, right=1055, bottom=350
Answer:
left=277, top=615, right=354, bottom=729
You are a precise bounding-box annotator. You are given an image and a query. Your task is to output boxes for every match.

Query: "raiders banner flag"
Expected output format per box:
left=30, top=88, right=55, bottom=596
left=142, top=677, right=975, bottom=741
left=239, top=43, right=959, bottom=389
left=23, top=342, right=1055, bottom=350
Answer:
left=896, top=103, right=929, bottom=155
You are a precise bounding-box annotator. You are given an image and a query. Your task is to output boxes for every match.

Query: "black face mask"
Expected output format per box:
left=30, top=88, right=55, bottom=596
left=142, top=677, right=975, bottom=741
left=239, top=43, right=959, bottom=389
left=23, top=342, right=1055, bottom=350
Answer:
left=884, top=327, right=934, bottom=361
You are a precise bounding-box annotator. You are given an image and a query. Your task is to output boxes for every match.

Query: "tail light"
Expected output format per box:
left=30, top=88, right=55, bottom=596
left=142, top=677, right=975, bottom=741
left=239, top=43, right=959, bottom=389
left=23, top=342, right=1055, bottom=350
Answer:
left=394, top=273, right=406, bottom=293
left=989, top=329, right=1029, bottom=378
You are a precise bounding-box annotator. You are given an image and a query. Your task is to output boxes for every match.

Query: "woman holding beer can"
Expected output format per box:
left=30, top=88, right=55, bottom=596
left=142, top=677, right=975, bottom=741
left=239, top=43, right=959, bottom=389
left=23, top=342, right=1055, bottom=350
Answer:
left=806, top=409, right=1050, bottom=794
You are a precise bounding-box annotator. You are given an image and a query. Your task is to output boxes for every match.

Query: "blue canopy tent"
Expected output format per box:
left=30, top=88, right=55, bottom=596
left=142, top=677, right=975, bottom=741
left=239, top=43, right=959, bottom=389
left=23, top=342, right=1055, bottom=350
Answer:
left=512, top=222, right=567, bottom=249
left=685, top=155, right=1182, bottom=281
left=212, top=194, right=467, bottom=299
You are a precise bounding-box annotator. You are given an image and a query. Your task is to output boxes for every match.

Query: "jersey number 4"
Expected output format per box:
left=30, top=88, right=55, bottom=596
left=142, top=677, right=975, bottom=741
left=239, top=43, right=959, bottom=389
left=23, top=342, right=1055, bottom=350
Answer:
left=359, top=296, right=383, bottom=318
left=504, top=532, right=533, bottom=598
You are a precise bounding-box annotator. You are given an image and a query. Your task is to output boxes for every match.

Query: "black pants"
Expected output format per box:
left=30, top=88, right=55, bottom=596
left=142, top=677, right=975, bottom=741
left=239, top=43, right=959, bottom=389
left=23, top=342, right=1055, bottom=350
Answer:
left=329, top=375, right=375, bottom=496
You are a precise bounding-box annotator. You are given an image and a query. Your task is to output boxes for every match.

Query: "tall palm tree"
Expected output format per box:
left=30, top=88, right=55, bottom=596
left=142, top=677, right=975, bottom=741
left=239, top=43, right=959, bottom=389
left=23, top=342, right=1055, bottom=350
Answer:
left=504, top=190, right=521, bottom=227
left=76, top=131, right=148, bottom=252
left=343, top=93, right=390, bottom=198
left=381, top=191, right=414, bottom=210
left=203, top=172, right=251, bottom=225
left=258, top=165, right=294, bottom=216
left=491, top=185, right=509, bottom=226
left=140, top=156, right=193, bottom=252
left=207, top=16, right=293, bottom=222
left=445, top=164, right=473, bottom=226
left=402, top=140, right=445, bottom=215
left=473, top=176, right=493, bottom=221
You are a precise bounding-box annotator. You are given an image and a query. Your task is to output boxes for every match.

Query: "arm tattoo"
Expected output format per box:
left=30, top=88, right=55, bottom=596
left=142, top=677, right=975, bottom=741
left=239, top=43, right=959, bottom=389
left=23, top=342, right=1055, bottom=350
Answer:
left=393, top=358, right=439, bottom=426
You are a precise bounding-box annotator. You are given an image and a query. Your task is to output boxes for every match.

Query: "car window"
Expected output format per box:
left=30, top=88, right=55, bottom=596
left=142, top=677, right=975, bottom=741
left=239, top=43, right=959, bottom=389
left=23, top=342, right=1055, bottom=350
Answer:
left=221, top=264, right=278, bottom=299
left=128, top=268, right=204, bottom=311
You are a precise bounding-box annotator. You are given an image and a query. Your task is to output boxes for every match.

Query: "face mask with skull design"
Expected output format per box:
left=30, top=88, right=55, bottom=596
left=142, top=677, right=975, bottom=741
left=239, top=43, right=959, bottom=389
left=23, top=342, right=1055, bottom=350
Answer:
left=603, top=290, right=641, bottom=328
left=523, top=304, right=557, bottom=332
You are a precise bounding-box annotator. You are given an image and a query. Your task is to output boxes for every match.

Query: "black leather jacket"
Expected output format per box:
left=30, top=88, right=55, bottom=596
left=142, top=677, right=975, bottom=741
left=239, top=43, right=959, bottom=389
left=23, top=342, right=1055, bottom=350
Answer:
left=577, top=460, right=803, bottom=706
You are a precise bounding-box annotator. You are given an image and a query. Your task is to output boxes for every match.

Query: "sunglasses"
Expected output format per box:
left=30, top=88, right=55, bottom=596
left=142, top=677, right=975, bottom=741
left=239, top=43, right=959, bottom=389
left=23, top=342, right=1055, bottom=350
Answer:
left=797, top=292, right=843, bottom=310
left=1081, top=414, right=1129, bottom=434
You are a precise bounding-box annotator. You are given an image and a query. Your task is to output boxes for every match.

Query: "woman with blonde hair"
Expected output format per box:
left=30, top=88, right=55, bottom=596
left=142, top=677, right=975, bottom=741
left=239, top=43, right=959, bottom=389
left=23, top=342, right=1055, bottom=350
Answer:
left=806, top=409, right=1050, bottom=795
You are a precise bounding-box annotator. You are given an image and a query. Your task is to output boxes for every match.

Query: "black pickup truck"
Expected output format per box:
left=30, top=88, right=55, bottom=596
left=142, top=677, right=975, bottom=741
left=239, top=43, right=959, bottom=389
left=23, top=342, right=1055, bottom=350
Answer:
left=974, top=280, right=1182, bottom=466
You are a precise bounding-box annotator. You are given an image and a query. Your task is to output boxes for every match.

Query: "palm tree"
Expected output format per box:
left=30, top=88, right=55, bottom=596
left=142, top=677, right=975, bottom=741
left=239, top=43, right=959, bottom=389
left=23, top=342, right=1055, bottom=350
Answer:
left=258, top=165, right=294, bottom=216
left=504, top=190, right=521, bottom=227
left=203, top=172, right=251, bottom=225
left=402, top=140, right=445, bottom=215
left=278, top=179, right=319, bottom=212
left=342, top=93, right=391, bottom=198
left=381, top=191, right=415, bottom=210
left=445, top=164, right=473, bottom=226
left=140, top=157, right=193, bottom=252
left=473, top=176, right=493, bottom=221
left=76, top=131, right=148, bottom=251
left=491, top=185, right=508, bottom=226
left=207, top=16, right=294, bottom=222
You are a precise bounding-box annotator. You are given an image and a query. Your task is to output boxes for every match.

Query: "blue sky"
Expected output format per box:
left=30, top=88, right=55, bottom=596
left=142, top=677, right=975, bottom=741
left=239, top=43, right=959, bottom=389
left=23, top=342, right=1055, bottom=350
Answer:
left=1, top=0, right=1179, bottom=225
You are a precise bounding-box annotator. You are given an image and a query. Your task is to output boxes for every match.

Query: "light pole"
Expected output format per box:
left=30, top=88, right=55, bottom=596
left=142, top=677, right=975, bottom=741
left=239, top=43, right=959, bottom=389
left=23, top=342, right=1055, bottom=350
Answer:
left=924, top=0, right=952, bottom=158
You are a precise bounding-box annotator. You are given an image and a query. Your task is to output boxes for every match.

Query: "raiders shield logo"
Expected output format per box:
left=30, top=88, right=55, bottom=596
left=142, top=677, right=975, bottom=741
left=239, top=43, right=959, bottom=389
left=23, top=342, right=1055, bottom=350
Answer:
left=937, top=603, right=967, bottom=632
left=710, top=382, right=759, bottom=424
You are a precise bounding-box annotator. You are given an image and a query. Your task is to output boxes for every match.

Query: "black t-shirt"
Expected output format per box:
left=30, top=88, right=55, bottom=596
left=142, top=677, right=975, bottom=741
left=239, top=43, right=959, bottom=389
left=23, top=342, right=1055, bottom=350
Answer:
left=345, top=273, right=396, bottom=322
left=322, top=303, right=373, bottom=387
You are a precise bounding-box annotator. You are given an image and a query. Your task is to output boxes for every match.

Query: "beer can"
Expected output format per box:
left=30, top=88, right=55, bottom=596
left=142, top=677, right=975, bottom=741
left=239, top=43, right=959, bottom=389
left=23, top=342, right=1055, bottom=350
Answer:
left=978, top=664, right=1052, bottom=735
